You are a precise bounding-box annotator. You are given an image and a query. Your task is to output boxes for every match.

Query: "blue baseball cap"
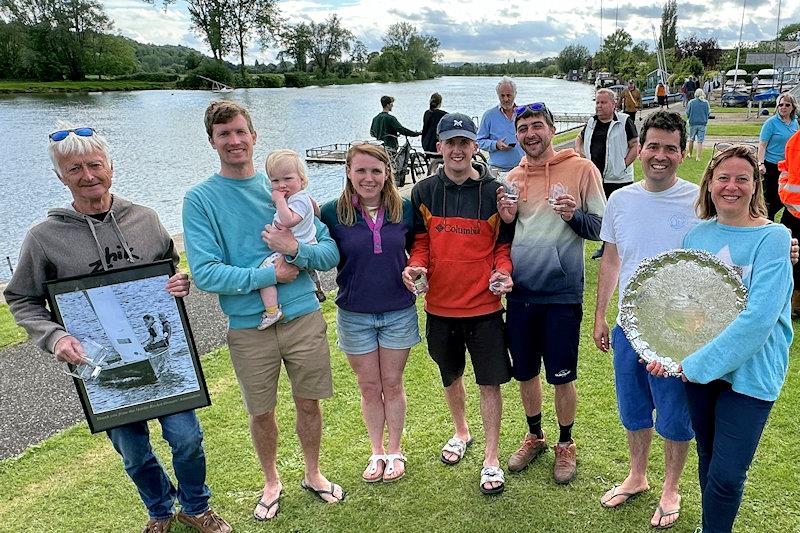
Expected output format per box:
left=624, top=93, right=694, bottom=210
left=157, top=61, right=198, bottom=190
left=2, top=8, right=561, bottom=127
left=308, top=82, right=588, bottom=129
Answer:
left=437, top=112, right=477, bottom=141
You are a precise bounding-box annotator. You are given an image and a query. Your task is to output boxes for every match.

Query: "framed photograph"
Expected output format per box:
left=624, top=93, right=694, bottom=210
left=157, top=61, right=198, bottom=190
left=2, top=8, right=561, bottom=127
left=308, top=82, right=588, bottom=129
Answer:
left=46, top=260, right=211, bottom=433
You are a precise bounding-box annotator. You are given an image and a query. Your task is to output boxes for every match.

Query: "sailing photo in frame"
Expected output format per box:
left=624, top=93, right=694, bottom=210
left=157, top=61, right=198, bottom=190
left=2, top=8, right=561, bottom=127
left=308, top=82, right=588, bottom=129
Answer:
left=46, top=260, right=210, bottom=433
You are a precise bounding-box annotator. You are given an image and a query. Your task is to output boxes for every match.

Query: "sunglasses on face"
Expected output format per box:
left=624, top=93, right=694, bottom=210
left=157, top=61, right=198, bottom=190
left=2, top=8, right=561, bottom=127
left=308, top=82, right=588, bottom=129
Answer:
left=48, top=128, right=95, bottom=142
left=777, top=103, right=792, bottom=108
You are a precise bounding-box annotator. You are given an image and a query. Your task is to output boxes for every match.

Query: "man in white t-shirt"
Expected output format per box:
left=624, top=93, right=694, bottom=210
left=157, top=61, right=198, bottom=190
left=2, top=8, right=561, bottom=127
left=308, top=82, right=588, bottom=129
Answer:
left=592, top=111, right=695, bottom=529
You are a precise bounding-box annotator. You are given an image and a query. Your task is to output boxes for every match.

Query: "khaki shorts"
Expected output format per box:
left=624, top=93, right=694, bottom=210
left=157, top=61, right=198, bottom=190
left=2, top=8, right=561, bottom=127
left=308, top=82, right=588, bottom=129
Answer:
left=226, top=311, right=333, bottom=415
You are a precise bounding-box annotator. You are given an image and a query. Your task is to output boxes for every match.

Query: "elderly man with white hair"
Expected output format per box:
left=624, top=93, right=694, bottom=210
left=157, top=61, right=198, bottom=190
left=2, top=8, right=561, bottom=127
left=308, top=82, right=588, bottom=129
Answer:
left=477, top=76, right=526, bottom=174
left=3, top=124, right=231, bottom=533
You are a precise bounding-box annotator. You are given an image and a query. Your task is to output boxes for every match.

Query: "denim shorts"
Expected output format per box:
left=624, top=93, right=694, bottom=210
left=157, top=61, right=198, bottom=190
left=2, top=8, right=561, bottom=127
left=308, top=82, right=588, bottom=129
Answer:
left=611, top=326, right=694, bottom=441
left=689, top=124, right=707, bottom=142
left=336, top=305, right=421, bottom=355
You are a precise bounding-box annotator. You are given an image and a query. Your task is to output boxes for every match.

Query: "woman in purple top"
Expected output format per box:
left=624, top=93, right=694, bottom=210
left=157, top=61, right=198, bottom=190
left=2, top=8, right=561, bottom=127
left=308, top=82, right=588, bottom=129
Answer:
left=320, top=143, right=419, bottom=483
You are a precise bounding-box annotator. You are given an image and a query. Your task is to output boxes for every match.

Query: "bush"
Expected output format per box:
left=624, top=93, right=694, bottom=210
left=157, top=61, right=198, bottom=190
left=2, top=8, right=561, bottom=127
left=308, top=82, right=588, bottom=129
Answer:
left=253, top=73, right=284, bottom=88
left=284, top=71, right=311, bottom=87
left=115, top=72, right=179, bottom=82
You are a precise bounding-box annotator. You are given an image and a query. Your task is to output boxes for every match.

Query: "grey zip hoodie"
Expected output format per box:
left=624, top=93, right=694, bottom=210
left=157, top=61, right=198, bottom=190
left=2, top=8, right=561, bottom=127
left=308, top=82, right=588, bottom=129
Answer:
left=4, top=195, right=178, bottom=353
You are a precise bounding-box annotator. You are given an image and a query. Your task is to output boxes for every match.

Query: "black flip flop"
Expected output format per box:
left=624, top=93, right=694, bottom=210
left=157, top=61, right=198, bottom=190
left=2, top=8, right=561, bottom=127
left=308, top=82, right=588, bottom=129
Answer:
left=300, top=479, right=347, bottom=503
left=253, top=495, right=281, bottom=521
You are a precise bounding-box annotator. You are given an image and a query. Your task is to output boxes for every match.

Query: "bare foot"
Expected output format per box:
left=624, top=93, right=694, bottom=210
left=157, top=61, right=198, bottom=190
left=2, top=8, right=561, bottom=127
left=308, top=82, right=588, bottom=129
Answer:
left=254, top=481, right=283, bottom=520
left=651, top=493, right=681, bottom=528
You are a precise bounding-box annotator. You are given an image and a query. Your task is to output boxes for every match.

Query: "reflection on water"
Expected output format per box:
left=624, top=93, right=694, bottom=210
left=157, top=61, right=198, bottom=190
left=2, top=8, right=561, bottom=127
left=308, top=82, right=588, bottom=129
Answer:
left=56, top=275, right=200, bottom=414
left=0, top=77, right=595, bottom=279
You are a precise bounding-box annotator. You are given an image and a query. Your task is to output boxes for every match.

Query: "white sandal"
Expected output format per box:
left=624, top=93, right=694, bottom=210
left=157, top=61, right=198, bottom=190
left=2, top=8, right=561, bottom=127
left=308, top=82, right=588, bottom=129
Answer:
left=383, top=453, right=407, bottom=482
left=479, top=465, right=505, bottom=495
left=441, top=436, right=473, bottom=465
left=362, top=454, right=385, bottom=482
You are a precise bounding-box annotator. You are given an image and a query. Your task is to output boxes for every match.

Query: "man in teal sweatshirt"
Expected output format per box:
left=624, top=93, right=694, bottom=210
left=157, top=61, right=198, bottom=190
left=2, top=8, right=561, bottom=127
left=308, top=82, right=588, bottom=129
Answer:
left=182, top=101, right=342, bottom=522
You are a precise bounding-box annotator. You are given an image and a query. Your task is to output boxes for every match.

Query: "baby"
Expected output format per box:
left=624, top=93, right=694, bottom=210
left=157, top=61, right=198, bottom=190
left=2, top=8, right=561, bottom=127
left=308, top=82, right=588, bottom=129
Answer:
left=258, top=149, right=317, bottom=329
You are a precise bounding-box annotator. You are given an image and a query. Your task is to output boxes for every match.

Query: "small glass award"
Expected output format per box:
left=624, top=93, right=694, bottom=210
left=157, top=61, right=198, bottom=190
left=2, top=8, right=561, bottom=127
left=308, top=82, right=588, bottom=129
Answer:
left=64, top=338, right=109, bottom=381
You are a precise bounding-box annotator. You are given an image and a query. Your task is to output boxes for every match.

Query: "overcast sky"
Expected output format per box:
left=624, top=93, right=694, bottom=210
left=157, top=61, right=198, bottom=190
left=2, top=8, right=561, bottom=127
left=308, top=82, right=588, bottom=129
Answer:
left=106, top=0, right=800, bottom=64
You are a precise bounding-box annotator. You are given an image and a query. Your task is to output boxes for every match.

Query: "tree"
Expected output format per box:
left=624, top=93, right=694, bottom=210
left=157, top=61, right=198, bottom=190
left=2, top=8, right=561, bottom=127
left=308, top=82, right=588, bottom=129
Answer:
left=556, top=44, right=590, bottom=74
left=383, top=22, right=415, bottom=51
left=278, top=22, right=311, bottom=72
left=350, top=39, right=368, bottom=69
left=778, top=22, right=800, bottom=41
left=306, top=14, right=352, bottom=78
left=227, top=0, right=278, bottom=73
left=86, top=33, right=139, bottom=78
left=594, top=28, right=633, bottom=74
left=145, top=0, right=230, bottom=61
left=676, top=34, right=721, bottom=69
left=379, top=23, right=439, bottom=78
left=660, top=0, right=677, bottom=50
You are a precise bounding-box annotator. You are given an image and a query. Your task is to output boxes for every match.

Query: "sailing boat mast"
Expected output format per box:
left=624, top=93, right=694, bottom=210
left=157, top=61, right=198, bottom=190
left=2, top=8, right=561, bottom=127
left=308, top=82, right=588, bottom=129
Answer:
left=773, top=0, right=782, bottom=88
left=733, top=0, right=747, bottom=89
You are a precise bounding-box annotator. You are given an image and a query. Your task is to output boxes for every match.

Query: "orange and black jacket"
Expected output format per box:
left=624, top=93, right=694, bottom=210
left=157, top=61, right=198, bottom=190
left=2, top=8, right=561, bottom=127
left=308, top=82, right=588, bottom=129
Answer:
left=779, top=130, right=800, bottom=218
left=408, top=162, right=514, bottom=318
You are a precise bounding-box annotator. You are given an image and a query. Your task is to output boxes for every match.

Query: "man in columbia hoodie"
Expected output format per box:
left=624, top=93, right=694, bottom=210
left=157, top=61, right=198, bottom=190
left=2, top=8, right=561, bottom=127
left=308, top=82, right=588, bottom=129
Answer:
left=402, top=113, right=515, bottom=495
left=499, top=102, right=605, bottom=484
left=4, top=123, right=231, bottom=533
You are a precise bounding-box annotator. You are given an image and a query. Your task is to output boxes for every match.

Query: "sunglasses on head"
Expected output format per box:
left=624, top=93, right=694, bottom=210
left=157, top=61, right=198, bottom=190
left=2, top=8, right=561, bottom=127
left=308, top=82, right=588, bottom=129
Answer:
left=712, top=142, right=757, bottom=157
left=49, top=128, right=95, bottom=142
left=514, top=102, right=551, bottom=118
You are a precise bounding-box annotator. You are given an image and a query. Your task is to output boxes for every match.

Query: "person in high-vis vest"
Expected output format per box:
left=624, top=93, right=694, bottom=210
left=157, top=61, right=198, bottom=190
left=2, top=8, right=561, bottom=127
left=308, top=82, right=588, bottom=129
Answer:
left=778, top=129, right=800, bottom=318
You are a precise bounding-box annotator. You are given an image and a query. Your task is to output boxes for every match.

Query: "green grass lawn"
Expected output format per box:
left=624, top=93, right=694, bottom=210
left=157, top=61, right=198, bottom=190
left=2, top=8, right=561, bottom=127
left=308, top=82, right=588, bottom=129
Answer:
left=1, top=138, right=797, bottom=532
left=1, top=223, right=798, bottom=532
left=0, top=80, right=175, bottom=93
left=0, top=304, right=26, bottom=349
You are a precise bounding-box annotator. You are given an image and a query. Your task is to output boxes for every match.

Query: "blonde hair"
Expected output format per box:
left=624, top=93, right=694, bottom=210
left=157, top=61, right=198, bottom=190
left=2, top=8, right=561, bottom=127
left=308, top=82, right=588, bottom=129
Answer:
left=336, top=143, right=403, bottom=226
left=265, top=149, right=308, bottom=188
left=777, top=92, right=798, bottom=119
left=695, top=145, right=766, bottom=220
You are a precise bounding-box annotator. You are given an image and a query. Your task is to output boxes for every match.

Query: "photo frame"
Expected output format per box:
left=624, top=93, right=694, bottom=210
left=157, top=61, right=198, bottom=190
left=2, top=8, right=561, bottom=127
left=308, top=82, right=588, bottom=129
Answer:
left=46, top=260, right=211, bottom=433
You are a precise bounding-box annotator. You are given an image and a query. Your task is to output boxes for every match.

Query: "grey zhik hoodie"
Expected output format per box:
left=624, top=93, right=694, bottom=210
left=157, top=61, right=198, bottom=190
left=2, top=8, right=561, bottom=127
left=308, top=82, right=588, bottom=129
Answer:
left=4, top=195, right=178, bottom=353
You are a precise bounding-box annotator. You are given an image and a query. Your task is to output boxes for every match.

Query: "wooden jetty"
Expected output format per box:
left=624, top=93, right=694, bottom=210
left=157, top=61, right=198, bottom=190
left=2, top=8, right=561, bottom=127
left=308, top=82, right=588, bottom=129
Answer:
left=306, top=141, right=381, bottom=164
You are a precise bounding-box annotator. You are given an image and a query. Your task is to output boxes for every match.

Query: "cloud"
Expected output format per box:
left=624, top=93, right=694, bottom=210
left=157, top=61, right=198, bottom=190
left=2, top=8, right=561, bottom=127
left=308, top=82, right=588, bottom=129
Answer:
left=100, top=0, right=795, bottom=64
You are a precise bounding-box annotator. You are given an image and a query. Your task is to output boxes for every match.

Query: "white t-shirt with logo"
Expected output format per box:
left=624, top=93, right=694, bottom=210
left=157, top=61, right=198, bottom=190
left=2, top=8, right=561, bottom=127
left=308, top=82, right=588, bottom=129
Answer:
left=599, top=178, right=700, bottom=323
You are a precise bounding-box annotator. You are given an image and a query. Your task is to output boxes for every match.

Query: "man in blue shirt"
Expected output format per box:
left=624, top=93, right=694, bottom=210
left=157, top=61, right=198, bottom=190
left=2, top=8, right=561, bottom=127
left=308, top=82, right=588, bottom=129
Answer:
left=477, top=77, right=526, bottom=173
left=182, top=101, right=342, bottom=522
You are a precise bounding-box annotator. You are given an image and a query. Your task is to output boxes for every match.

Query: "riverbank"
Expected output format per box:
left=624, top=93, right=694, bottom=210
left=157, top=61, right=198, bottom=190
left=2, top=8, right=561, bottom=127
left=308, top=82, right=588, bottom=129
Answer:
left=0, top=80, right=177, bottom=94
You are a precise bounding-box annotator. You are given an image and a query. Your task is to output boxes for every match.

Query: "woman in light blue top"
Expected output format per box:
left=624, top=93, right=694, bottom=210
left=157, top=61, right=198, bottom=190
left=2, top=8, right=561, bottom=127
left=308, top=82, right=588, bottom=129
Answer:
left=758, top=92, right=799, bottom=220
left=685, top=88, right=711, bottom=162
left=649, top=146, right=792, bottom=533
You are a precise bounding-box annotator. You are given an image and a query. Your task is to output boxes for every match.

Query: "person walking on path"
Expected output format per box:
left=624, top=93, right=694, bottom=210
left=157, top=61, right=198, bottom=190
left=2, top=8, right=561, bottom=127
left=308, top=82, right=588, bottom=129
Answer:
left=477, top=76, right=526, bottom=174
left=686, top=89, right=711, bottom=162
left=320, top=143, right=420, bottom=484
left=499, top=102, right=605, bottom=485
left=183, top=101, right=342, bottom=522
left=4, top=123, right=230, bottom=533
left=618, top=80, right=642, bottom=124
left=403, top=113, right=515, bottom=495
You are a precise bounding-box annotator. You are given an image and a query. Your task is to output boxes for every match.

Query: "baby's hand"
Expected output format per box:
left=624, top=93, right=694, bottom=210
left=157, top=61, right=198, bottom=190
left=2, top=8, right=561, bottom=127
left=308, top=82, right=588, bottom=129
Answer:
left=271, top=189, right=287, bottom=202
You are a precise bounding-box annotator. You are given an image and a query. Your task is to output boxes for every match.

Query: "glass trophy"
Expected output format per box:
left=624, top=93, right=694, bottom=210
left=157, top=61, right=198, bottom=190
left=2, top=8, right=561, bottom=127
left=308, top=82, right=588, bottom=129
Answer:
left=63, top=338, right=108, bottom=381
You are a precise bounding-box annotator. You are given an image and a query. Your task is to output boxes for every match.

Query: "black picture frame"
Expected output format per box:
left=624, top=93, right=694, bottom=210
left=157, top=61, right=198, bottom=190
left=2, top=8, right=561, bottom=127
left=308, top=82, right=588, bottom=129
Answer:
left=46, top=260, right=211, bottom=433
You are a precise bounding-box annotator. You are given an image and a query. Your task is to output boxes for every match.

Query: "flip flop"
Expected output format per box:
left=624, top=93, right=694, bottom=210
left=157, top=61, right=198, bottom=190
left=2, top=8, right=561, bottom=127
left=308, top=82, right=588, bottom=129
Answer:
left=600, top=484, right=649, bottom=508
left=652, top=495, right=681, bottom=529
left=300, top=479, right=346, bottom=503
left=440, top=436, right=473, bottom=465
left=253, top=494, right=282, bottom=521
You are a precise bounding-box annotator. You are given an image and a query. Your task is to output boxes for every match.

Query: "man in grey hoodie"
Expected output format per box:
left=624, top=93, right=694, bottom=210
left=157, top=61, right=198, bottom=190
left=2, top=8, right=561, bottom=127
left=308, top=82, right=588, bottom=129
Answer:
left=3, top=124, right=231, bottom=533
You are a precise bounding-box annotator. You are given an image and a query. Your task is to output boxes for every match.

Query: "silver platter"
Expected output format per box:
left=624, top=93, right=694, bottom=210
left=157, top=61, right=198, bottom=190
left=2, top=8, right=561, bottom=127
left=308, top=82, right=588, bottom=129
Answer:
left=620, top=249, right=747, bottom=375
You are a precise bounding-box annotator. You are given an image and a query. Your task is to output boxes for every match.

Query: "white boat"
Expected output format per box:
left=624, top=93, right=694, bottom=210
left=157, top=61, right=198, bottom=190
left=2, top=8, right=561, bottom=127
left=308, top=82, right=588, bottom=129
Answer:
left=724, top=69, right=748, bottom=92
left=83, top=287, right=169, bottom=384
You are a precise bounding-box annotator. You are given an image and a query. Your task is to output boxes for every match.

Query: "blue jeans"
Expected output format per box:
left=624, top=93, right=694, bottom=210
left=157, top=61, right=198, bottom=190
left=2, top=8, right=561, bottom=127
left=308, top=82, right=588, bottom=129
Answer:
left=107, top=410, right=211, bottom=519
left=684, top=380, right=774, bottom=533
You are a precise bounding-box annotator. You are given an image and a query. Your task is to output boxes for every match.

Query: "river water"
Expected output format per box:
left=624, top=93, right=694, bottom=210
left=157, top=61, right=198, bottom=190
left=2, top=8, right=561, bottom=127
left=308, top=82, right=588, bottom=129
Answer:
left=0, top=76, right=595, bottom=280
